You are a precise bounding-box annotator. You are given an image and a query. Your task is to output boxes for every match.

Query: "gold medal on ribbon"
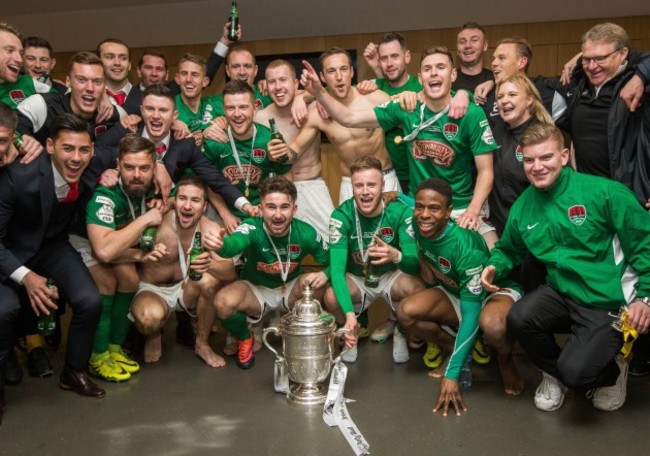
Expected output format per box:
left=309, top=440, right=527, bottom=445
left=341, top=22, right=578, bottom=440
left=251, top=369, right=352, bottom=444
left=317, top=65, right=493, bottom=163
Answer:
left=281, top=283, right=286, bottom=293
left=394, top=136, right=403, bottom=145
left=245, top=187, right=250, bottom=197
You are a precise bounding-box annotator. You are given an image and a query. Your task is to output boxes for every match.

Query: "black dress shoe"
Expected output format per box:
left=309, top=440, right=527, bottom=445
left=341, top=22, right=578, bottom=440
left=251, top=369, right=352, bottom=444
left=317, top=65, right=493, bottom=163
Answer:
left=59, top=368, right=106, bottom=398
left=175, top=312, right=196, bottom=348
left=630, top=357, right=650, bottom=376
left=27, top=347, right=54, bottom=378
left=5, top=349, right=23, bottom=385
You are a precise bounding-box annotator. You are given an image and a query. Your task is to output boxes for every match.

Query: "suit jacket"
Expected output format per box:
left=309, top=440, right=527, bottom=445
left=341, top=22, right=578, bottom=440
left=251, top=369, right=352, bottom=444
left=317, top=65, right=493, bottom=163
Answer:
left=94, top=123, right=244, bottom=206
left=0, top=148, right=115, bottom=281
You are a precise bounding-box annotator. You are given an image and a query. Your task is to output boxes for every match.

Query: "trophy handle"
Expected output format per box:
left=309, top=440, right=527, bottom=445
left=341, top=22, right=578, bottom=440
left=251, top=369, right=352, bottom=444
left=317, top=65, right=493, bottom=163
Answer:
left=262, top=326, right=283, bottom=359
left=334, top=327, right=353, bottom=358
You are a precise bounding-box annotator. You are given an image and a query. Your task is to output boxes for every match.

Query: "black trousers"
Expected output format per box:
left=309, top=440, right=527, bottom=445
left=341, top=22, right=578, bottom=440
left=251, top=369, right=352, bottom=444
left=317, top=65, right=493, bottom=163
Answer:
left=507, top=285, right=622, bottom=390
left=0, top=240, right=100, bottom=388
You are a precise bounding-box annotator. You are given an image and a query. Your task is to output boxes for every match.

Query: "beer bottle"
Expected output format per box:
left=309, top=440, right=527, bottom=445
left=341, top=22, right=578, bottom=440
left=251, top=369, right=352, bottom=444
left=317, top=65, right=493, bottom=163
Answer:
left=228, top=2, right=239, bottom=42
left=364, top=242, right=380, bottom=288
left=140, top=226, right=157, bottom=251
left=38, top=278, right=57, bottom=337
left=269, top=117, right=289, bottom=164
left=188, top=232, right=204, bottom=281
left=13, top=131, right=23, bottom=149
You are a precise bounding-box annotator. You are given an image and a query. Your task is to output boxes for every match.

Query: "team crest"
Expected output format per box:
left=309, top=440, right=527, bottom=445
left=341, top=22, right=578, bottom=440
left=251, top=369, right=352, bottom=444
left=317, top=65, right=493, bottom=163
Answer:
left=568, top=205, right=587, bottom=226
left=515, top=145, right=523, bottom=162
left=443, top=123, right=458, bottom=140
left=9, top=90, right=25, bottom=103
left=254, top=99, right=264, bottom=110
left=380, top=227, right=394, bottom=243
left=288, top=244, right=301, bottom=260
left=438, top=256, right=451, bottom=274
left=481, top=126, right=494, bottom=145
left=94, top=125, right=107, bottom=136
left=252, top=148, right=266, bottom=164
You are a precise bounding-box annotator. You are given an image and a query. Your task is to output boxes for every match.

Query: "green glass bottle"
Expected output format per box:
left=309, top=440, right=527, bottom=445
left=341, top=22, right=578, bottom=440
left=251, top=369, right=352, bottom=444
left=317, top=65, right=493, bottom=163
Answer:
left=269, top=117, right=289, bottom=163
left=13, top=131, right=23, bottom=149
left=38, top=279, right=57, bottom=336
left=364, top=241, right=380, bottom=288
left=188, top=232, right=204, bottom=281
left=140, top=226, right=157, bottom=252
left=228, top=2, right=239, bottom=41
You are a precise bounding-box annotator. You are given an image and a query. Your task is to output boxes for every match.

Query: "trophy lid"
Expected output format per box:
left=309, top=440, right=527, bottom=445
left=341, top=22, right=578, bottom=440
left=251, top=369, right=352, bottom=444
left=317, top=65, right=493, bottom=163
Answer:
left=281, top=283, right=335, bottom=335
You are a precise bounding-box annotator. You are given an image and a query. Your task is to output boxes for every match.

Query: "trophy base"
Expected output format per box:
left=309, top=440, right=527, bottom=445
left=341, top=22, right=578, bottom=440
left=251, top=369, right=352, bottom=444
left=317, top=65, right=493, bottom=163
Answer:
left=287, top=382, right=327, bottom=405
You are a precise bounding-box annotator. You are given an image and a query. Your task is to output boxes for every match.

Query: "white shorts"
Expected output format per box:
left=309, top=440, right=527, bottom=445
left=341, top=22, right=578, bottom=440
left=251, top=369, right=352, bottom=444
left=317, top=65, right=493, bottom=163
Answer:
left=295, top=178, right=335, bottom=240
left=339, top=168, right=402, bottom=204
left=69, top=234, right=98, bottom=268
left=347, top=269, right=403, bottom=314
left=436, top=285, right=522, bottom=336
left=135, top=280, right=195, bottom=316
left=243, top=277, right=299, bottom=323
left=450, top=204, right=496, bottom=236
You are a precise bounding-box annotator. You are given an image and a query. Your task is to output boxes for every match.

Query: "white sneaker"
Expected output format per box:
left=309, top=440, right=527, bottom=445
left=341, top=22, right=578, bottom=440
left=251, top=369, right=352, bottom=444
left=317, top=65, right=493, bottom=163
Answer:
left=370, top=318, right=396, bottom=343
left=534, top=372, right=568, bottom=411
left=392, top=328, right=410, bottom=363
left=341, top=343, right=358, bottom=363
left=591, top=356, right=629, bottom=411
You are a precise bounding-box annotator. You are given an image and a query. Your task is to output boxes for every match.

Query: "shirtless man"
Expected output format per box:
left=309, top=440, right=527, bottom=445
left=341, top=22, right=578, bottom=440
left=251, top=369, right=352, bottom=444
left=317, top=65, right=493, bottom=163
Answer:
left=255, top=59, right=333, bottom=239
left=130, top=174, right=236, bottom=367
left=269, top=47, right=399, bottom=204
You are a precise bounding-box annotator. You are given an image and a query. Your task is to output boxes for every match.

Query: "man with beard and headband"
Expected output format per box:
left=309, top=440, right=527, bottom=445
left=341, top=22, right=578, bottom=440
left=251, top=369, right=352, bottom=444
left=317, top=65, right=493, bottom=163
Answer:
left=204, top=176, right=330, bottom=369
left=16, top=51, right=123, bottom=146
left=255, top=59, right=333, bottom=239
left=203, top=80, right=290, bottom=233
left=324, top=157, right=424, bottom=364
left=398, top=178, right=522, bottom=418
left=275, top=47, right=399, bottom=205
left=129, top=174, right=236, bottom=367
left=82, top=135, right=166, bottom=382
left=301, top=46, right=497, bottom=248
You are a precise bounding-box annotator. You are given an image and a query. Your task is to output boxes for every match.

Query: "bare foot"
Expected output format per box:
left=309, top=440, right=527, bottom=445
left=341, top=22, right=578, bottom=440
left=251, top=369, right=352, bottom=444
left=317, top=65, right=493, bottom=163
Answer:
left=195, top=343, right=226, bottom=368
left=145, top=332, right=162, bottom=363
left=497, top=355, right=524, bottom=395
left=428, top=356, right=449, bottom=378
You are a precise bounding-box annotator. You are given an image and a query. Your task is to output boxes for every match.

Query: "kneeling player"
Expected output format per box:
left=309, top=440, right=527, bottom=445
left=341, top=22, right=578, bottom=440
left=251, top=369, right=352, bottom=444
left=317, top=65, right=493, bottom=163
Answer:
left=398, top=178, right=521, bottom=417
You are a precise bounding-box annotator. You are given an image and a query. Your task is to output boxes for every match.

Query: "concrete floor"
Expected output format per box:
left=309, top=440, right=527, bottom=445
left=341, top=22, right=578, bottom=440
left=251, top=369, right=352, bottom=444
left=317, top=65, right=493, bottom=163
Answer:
left=1, top=310, right=649, bottom=456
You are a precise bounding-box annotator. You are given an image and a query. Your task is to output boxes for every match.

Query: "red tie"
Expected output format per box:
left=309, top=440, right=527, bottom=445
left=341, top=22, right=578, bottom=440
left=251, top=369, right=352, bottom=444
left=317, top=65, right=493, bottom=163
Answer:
left=62, top=182, right=79, bottom=203
left=155, top=144, right=167, bottom=155
left=107, top=90, right=127, bottom=106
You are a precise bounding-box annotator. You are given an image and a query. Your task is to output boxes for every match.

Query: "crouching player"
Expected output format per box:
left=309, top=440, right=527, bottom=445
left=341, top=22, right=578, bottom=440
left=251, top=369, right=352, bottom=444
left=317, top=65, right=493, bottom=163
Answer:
left=204, top=176, right=330, bottom=369
left=398, top=178, right=522, bottom=417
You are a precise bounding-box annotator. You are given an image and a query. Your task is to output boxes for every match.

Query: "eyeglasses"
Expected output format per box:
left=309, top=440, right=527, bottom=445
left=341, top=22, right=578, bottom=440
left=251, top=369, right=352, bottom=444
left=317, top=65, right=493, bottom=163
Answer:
left=581, top=48, right=621, bottom=66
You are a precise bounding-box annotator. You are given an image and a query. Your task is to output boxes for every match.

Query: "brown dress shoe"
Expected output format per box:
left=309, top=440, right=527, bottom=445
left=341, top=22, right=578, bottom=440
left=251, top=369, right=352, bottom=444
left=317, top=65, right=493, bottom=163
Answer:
left=59, top=369, right=106, bottom=398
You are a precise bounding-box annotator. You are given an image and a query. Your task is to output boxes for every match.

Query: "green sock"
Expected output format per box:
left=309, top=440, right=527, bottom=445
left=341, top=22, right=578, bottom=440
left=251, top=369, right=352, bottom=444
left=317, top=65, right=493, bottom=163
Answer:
left=109, top=291, right=135, bottom=346
left=220, top=312, right=250, bottom=341
left=358, top=311, right=369, bottom=329
left=92, top=294, right=114, bottom=353
left=90, top=351, right=110, bottom=364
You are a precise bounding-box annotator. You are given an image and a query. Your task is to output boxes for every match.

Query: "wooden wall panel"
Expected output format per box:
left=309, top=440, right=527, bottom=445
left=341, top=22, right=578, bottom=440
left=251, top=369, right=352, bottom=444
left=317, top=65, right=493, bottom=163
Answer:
left=49, top=15, right=648, bottom=200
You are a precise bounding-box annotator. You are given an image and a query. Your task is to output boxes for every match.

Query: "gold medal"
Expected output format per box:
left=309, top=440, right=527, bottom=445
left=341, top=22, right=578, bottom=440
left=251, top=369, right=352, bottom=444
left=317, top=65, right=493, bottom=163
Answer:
left=245, top=187, right=250, bottom=197
left=394, top=136, right=403, bottom=145
left=281, top=283, right=286, bottom=293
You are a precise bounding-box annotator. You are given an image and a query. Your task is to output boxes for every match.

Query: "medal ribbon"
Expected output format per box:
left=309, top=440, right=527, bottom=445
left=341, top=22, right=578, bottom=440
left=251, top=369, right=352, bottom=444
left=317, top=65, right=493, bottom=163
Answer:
left=227, top=125, right=257, bottom=195
left=263, top=224, right=292, bottom=288
left=402, top=102, right=450, bottom=142
left=353, top=200, right=385, bottom=265
left=172, top=212, right=200, bottom=278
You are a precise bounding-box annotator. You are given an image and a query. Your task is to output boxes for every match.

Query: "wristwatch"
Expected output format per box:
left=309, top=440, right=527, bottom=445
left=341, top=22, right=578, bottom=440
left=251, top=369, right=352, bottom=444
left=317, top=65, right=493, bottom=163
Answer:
left=639, top=297, right=650, bottom=307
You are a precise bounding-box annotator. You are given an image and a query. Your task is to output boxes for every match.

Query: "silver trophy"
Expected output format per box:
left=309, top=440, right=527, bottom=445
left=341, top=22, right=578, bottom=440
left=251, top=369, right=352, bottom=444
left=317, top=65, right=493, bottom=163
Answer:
left=263, top=284, right=350, bottom=405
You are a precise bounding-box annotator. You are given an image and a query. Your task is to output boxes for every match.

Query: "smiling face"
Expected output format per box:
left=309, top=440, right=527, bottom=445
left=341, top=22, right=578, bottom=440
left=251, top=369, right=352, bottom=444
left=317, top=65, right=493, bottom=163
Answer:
left=320, top=53, right=354, bottom=100
left=378, top=40, right=410, bottom=83
left=118, top=150, right=155, bottom=199
left=0, top=125, right=14, bottom=166
left=351, top=168, right=384, bottom=217
left=141, top=94, right=176, bottom=143
left=138, top=54, right=167, bottom=87
left=418, top=52, right=456, bottom=105
left=0, top=30, right=23, bottom=84
left=581, top=39, right=628, bottom=87
left=261, top=191, right=296, bottom=237
left=522, top=137, right=570, bottom=190
left=223, top=91, right=255, bottom=139
left=46, top=130, right=94, bottom=184
left=456, top=27, right=488, bottom=68
left=414, top=188, right=452, bottom=238
left=67, top=62, right=105, bottom=119
left=491, top=43, right=526, bottom=82
left=266, top=64, right=297, bottom=108
left=174, top=183, right=207, bottom=229
left=175, top=61, right=208, bottom=101
left=497, top=80, right=533, bottom=127
left=226, top=50, right=257, bottom=87
left=98, top=41, right=131, bottom=87
left=23, top=46, right=55, bottom=80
